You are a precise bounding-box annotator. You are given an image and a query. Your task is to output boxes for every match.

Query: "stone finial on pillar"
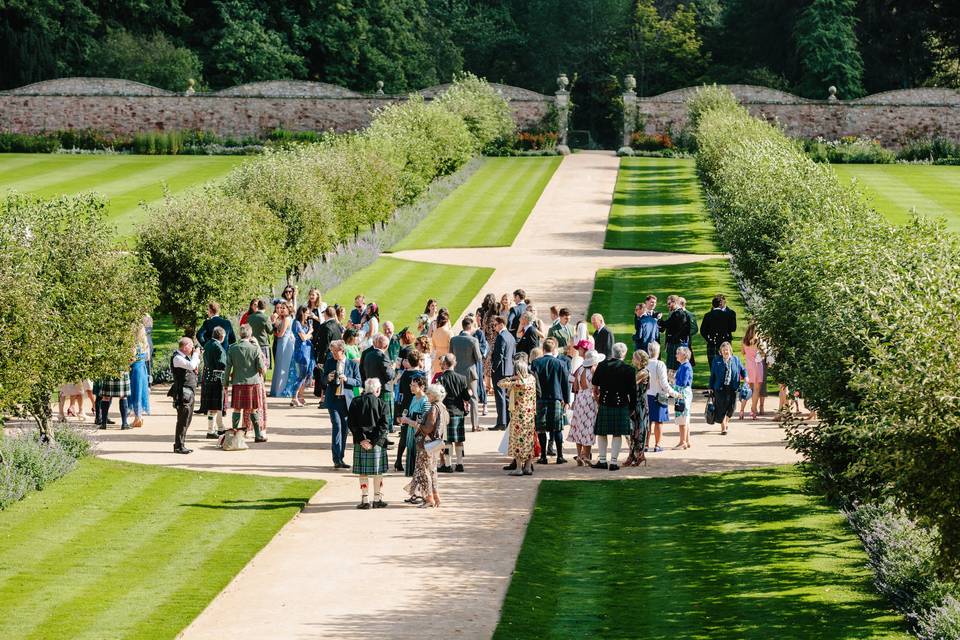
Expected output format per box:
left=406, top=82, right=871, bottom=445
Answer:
left=619, top=74, right=638, bottom=156
left=375, top=80, right=385, bottom=95
left=185, top=78, right=196, bottom=96
left=555, top=73, right=571, bottom=155
left=827, top=85, right=838, bottom=102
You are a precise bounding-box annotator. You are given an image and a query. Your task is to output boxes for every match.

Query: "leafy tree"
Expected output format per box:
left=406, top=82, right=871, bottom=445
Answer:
left=87, top=29, right=202, bottom=91
left=0, top=192, right=158, bottom=439
left=630, top=0, right=709, bottom=96
left=795, top=0, right=865, bottom=99
left=137, top=188, right=285, bottom=331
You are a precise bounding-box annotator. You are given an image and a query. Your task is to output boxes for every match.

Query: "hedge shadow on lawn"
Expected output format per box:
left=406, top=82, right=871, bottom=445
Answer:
left=493, top=466, right=907, bottom=639
left=605, top=157, right=721, bottom=255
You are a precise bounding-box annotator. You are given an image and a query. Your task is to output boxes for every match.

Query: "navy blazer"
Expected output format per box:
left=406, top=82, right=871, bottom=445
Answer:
left=491, top=329, right=516, bottom=379
left=633, top=313, right=659, bottom=352
left=197, top=315, right=236, bottom=347
left=709, top=355, right=745, bottom=391
left=530, top=355, right=570, bottom=402
left=321, top=355, right=361, bottom=408
left=466, top=329, right=489, bottom=359
left=507, top=302, right=526, bottom=333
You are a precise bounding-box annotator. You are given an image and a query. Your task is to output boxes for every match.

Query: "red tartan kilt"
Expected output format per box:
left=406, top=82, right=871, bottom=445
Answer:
left=231, top=384, right=261, bottom=410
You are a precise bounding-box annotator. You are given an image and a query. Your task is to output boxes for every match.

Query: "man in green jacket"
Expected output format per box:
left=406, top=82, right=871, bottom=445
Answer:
left=225, top=325, right=268, bottom=443
left=245, top=300, right=275, bottom=369
left=547, top=307, right=575, bottom=349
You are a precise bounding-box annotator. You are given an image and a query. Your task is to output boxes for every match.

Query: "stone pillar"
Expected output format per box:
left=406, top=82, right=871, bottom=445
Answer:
left=555, top=73, right=571, bottom=155
left=619, top=74, right=637, bottom=156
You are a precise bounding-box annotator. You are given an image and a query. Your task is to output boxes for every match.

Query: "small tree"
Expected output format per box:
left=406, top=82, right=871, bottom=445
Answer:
left=137, top=188, right=285, bottom=332
left=87, top=29, right=204, bottom=92
left=0, top=192, right=158, bottom=440
left=433, top=72, right=516, bottom=151
left=795, top=0, right=865, bottom=99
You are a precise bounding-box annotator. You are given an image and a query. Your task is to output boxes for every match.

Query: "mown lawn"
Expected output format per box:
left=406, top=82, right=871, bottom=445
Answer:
left=833, top=163, right=960, bottom=232
left=0, top=456, right=321, bottom=640
left=389, top=156, right=561, bottom=250
left=494, top=466, right=906, bottom=640
left=605, top=157, right=720, bottom=254
left=324, top=255, right=493, bottom=330
left=0, top=153, right=246, bottom=240
left=588, top=259, right=744, bottom=388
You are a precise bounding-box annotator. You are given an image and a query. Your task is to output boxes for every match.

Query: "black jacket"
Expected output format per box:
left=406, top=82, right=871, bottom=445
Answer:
left=659, top=309, right=697, bottom=345
left=491, top=329, right=516, bottom=379
left=591, top=358, right=637, bottom=409
left=529, top=355, right=571, bottom=402
left=312, top=318, right=343, bottom=364
left=360, top=347, right=394, bottom=387
left=701, top=307, right=737, bottom=348
left=438, top=369, right=470, bottom=417
left=347, top=391, right=388, bottom=447
left=197, top=315, right=236, bottom=347
left=517, top=325, right=541, bottom=356
left=593, top=326, right=614, bottom=357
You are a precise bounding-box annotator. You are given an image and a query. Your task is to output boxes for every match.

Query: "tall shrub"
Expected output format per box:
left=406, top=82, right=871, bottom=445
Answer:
left=433, top=72, right=516, bottom=151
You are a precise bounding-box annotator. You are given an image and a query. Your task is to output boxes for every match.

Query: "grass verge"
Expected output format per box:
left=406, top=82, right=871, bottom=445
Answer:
left=389, top=156, right=561, bottom=250
left=605, top=157, right=720, bottom=254
left=494, top=466, right=907, bottom=639
left=0, top=456, right=321, bottom=640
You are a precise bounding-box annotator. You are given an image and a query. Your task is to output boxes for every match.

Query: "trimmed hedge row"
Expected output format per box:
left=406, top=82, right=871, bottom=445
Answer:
left=690, top=86, right=960, bottom=585
left=139, top=73, right=515, bottom=331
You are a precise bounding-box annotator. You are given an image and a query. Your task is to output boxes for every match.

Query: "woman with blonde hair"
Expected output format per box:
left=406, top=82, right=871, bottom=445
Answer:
left=623, top=349, right=650, bottom=466
left=673, top=346, right=694, bottom=449
left=415, top=335, right=433, bottom=376
left=430, top=308, right=454, bottom=375
left=740, top=319, right=765, bottom=420
left=498, top=353, right=537, bottom=476
left=644, top=341, right=678, bottom=452
left=128, top=325, right=151, bottom=428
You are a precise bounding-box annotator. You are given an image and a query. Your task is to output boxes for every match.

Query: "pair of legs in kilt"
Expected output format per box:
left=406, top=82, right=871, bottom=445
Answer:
left=358, top=475, right=385, bottom=509
left=231, top=409, right=263, bottom=440
left=595, top=436, right=623, bottom=468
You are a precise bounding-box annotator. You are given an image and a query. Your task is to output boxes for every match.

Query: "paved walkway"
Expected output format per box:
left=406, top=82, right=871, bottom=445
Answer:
left=91, top=151, right=796, bottom=640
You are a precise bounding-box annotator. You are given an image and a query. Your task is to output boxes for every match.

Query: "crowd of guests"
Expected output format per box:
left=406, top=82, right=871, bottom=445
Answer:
left=66, top=284, right=802, bottom=509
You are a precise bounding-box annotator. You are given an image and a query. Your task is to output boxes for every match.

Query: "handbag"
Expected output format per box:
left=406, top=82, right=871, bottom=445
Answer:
left=656, top=392, right=670, bottom=405
left=674, top=397, right=686, bottom=414
left=704, top=400, right=716, bottom=425
left=220, top=429, right=248, bottom=451
left=424, top=437, right=443, bottom=454
left=738, top=382, right=753, bottom=401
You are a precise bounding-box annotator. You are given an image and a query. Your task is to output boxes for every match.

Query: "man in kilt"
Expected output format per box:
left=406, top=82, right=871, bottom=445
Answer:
left=97, top=371, right=132, bottom=430
left=225, top=325, right=268, bottom=443
left=348, top=378, right=390, bottom=509
left=437, top=353, right=470, bottom=473
left=169, top=337, right=200, bottom=454
left=589, top=342, right=637, bottom=471
left=198, top=326, right=228, bottom=439
left=530, top=338, right=571, bottom=464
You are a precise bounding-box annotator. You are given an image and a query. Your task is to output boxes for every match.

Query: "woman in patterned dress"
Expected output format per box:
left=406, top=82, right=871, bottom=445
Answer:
left=477, top=294, right=499, bottom=396
left=498, top=353, right=537, bottom=476
left=403, top=383, right=447, bottom=508
left=623, top=349, right=650, bottom=466
left=430, top=308, right=454, bottom=376
left=567, top=349, right=604, bottom=466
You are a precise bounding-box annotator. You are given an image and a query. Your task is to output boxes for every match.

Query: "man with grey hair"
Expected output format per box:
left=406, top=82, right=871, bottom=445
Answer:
left=348, top=377, right=389, bottom=509
left=361, top=333, right=396, bottom=432
left=170, top=336, right=201, bottom=454
left=590, top=342, right=636, bottom=471
left=323, top=339, right=361, bottom=468
left=591, top=313, right=614, bottom=358
left=450, top=316, right=483, bottom=431
left=517, top=310, right=541, bottom=356
left=437, top=353, right=470, bottom=473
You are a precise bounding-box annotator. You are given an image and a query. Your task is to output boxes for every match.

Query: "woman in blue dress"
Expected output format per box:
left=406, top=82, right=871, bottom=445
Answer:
left=128, top=326, right=151, bottom=427
left=270, top=302, right=295, bottom=397
left=283, top=305, right=314, bottom=405
left=400, top=377, right=429, bottom=478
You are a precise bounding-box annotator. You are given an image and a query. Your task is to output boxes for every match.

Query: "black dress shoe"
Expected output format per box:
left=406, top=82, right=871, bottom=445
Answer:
left=340, top=462, right=351, bottom=469
left=454, top=464, right=464, bottom=472
left=438, top=465, right=453, bottom=473
left=591, top=461, right=609, bottom=470
left=107, top=418, right=116, bottom=425
left=394, top=462, right=404, bottom=472
left=556, top=456, right=568, bottom=464
left=371, top=500, right=388, bottom=509
left=217, top=430, right=226, bottom=436
left=357, top=501, right=371, bottom=510
left=98, top=424, right=107, bottom=430
left=609, top=464, right=620, bottom=471
left=120, top=425, right=132, bottom=430
left=537, top=456, right=548, bottom=464
left=206, top=433, right=220, bottom=439
left=503, top=461, right=517, bottom=471
left=174, top=447, right=193, bottom=454
left=254, top=436, right=268, bottom=443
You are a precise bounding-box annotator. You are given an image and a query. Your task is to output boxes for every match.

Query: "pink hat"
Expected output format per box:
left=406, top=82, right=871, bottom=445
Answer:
left=575, top=339, right=593, bottom=351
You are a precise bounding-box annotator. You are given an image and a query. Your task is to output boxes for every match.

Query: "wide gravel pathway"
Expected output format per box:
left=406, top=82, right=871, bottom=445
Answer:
left=92, top=151, right=797, bottom=640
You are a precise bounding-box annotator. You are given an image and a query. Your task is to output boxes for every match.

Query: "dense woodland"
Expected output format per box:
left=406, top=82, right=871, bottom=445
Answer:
left=2, top=0, right=959, bottom=145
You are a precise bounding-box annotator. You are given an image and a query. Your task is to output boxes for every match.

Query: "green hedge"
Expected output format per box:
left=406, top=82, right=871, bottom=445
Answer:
left=690, top=85, right=960, bottom=580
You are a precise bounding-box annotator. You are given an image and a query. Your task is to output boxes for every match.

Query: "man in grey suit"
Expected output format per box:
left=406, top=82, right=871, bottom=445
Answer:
left=490, top=315, right=516, bottom=431
left=450, top=316, right=484, bottom=431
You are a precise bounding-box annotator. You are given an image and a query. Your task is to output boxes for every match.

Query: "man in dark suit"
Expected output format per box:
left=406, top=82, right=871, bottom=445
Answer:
left=658, top=295, right=697, bottom=374
left=490, top=315, right=516, bottom=430
left=700, top=294, right=737, bottom=367
left=196, top=301, right=236, bottom=348
left=312, top=306, right=343, bottom=397
left=530, top=338, right=571, bottom=464
left=437, top=354, right=471, bottom=473
left=591, top=313, right=614, bottom=357
left=361, top=334, right=396, bottom=431
left=450, top=317, right=483, bottom=431
left=516, top=311, right=541, bottom=356
left=506, top=288, right=527, bottom=333
left=633, top=296, right=659, bottom=353
left=590, top=342, right=637, bottom=471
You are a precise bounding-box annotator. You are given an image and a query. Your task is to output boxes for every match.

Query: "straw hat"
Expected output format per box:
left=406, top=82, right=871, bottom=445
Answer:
left=582, top=349, right=606, bottom=367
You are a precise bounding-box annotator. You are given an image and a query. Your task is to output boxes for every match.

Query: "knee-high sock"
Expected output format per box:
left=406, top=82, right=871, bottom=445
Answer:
left=552, top=431, right=563, bottom=458
left=597, top=435, right=609, bottom=463
left=611, top=436, right=622, bottom=464
left=360, top=475, right=369, bottom=500
left=373, top=474, right=383, bottom=499
left=207, top=415, right=217, bottom=433
left=537, top=433, right=548, bottom=458
left=454, top=443, right=464, bottom=465
left=249, top=412, right=262, bottom=439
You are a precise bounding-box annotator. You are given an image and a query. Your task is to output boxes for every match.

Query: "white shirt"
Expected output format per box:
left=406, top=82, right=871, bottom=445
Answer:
left=172, top=349, right=200, bottom=371
left=646, top=359, right=673, bottom=397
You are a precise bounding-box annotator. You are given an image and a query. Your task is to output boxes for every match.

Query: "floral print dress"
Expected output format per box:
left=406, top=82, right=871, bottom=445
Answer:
left=567, top=366, right=598, bottom=445
left=499, top=374, right=536, bottom=464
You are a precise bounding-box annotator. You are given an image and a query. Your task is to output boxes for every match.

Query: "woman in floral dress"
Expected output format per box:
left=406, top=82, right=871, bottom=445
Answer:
left=623, top=349, right=650, bottom=466
left=477, top=294, right=499, bottom=396
left=567, top=349, right=604, bottom=466
left=497, top=353, right=537, bottom=476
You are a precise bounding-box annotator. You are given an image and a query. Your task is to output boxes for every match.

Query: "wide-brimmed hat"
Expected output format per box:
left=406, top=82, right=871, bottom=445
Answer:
left=582, top=349, right=605, bottom=367
left=575, top=338, right=593, bottom=351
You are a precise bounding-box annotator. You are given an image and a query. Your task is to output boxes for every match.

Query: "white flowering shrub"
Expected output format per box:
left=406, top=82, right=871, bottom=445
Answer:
left=434, top=73, right=516, bottom=152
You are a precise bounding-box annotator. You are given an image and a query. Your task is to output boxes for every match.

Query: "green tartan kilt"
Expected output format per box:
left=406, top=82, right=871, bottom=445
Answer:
left=382, top=390, right=394, bottom=426
left=445, top=415, right=465, bottom=443
left=352, top=444, right=389, bottom=476
left=535, top=399, right=564, bottom=433
left=594, top=405, right=632, bottom=436
left=100, top=373, right=131, bottom=398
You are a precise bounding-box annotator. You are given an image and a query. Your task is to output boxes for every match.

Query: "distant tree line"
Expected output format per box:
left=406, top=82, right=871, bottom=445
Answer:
left=2, top=1, right=958, bottom=145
